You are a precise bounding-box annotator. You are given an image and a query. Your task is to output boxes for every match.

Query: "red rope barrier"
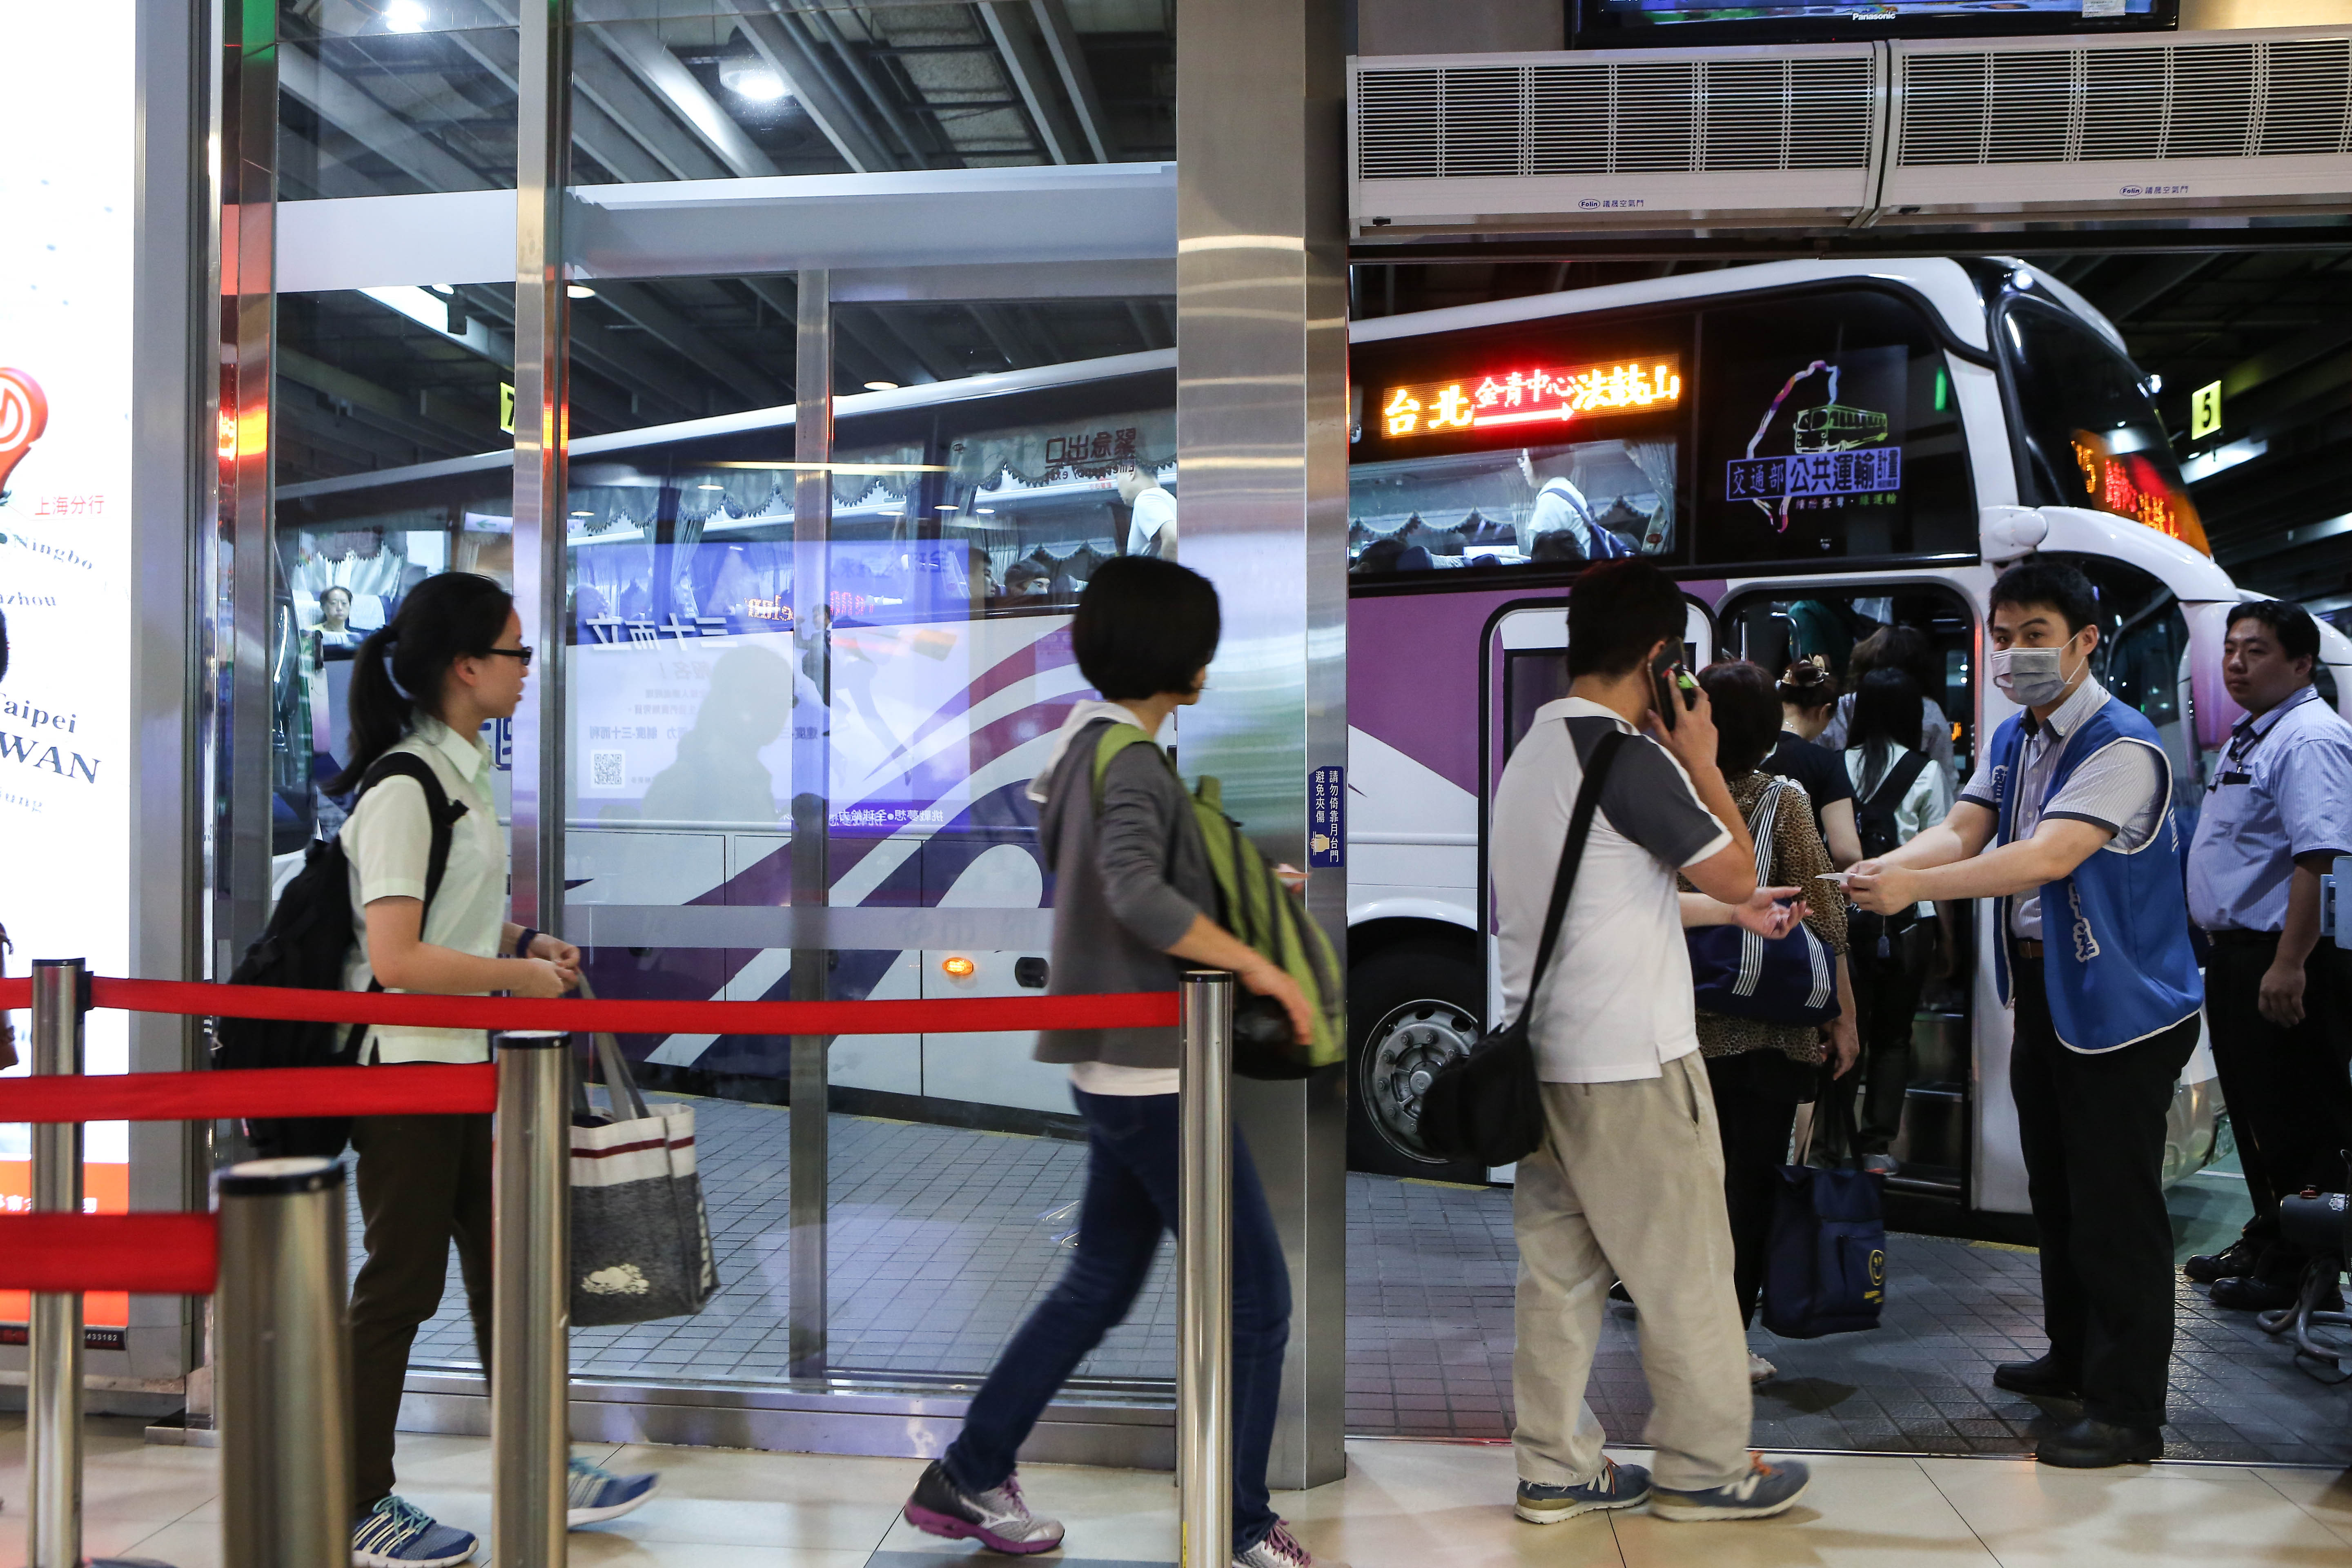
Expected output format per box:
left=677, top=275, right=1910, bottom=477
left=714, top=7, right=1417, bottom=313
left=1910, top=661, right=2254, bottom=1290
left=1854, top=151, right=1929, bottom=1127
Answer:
left=0, top=1065, right=497, bottom=1124
left=0, top=1214, right=220, bottom=1294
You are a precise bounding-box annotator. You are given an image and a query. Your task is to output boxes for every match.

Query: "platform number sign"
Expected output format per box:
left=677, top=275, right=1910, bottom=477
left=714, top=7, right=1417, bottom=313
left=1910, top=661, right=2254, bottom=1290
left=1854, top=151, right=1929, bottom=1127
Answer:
left=1309, top=766, right=1345, bottom=870
left=2190, top=380, right=2223, bottom=441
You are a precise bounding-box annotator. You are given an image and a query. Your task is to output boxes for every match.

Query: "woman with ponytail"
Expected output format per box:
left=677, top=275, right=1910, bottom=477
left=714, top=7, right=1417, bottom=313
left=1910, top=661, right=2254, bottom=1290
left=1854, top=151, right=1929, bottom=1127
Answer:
left=334, top=572, right=656, bottom=1567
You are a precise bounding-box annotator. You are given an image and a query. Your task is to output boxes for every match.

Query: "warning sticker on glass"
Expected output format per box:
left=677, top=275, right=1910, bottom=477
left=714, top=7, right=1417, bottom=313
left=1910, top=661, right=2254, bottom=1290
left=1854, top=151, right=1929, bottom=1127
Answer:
left=1309, top=766, right=1345, bottom=870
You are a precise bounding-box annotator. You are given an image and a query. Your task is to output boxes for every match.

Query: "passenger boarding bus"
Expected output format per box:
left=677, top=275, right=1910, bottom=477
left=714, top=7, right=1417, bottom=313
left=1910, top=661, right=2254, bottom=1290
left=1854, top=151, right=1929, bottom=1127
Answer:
left=274, top=256, right=2352, bottom=1230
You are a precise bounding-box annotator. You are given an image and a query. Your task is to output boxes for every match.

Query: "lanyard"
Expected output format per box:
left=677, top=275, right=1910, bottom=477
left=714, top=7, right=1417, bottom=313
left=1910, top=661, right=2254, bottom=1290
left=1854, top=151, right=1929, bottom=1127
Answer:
left=2215, top=687, right=2316, bottom=785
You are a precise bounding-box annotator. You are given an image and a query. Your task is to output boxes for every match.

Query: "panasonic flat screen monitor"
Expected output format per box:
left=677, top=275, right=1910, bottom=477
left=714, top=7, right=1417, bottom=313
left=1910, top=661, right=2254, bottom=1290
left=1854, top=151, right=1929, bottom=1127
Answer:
left=1569, top=0, right=2177, bottom=48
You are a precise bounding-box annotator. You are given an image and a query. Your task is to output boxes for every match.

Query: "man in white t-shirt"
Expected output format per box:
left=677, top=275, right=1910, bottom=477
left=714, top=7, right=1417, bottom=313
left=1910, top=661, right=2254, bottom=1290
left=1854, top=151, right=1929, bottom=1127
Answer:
left=1494, top=559, right=1814, bottom=1526
left=1116, top=463, right=1177, bottom=559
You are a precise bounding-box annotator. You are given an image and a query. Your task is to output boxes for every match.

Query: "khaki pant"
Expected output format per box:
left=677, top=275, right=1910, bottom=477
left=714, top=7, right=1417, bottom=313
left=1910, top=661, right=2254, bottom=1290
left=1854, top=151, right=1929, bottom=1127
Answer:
left=1512, top=1052, right=1753, bottom=1492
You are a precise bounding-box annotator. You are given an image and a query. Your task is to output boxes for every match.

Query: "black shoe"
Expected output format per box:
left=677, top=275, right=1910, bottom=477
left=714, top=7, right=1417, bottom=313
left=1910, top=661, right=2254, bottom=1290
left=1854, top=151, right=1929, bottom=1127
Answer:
left=2183, top=1236, right=2262, bottom=1284
left=2036, top=1416, right=2161, bottom=1468
left=2209, top=1272, right=2343, bottom=1314
left=1608, top=1280, right=1634, bottom=1306
left=1992, top=1354, right=2082, bottom=1401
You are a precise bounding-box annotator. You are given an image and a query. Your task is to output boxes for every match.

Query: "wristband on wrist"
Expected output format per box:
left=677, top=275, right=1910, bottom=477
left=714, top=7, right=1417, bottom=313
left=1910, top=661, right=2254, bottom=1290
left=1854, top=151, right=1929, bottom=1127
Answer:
left=514, top=926, right=541, bottom=960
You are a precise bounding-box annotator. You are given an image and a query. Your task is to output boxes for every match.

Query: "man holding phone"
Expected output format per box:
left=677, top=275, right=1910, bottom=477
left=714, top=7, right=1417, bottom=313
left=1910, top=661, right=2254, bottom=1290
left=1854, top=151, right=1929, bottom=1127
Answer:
left=1849, top=560, right=2201, bottom=1469
left=1497, top=559, right=1815, bottom=1526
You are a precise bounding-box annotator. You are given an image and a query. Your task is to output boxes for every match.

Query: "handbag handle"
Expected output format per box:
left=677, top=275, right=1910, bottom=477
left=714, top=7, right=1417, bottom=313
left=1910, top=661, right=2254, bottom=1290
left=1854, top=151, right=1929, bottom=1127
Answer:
left=571, top=975, right=652, bottom=1123
left=1516, top=727, right=1630, bottom=1028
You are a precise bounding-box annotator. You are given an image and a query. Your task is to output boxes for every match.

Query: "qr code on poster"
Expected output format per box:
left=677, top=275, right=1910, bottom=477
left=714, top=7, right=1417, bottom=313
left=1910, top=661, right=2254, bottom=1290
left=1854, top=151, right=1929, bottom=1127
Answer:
left=590, top=750, right=626, bottom=789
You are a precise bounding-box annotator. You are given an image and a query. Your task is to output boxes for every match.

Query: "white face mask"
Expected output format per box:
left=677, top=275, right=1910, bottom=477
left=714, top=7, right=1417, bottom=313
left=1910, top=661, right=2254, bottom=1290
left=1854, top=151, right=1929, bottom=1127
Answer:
left=1991, top=634, right=2085, bottom=707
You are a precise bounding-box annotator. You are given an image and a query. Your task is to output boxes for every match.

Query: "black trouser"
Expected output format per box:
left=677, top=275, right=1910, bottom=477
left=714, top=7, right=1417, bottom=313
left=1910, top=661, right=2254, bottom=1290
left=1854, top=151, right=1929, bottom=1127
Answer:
left=1830, top=929, right=1928, bottom=1157
left=2010, top=959, right=2199, bottom=1431
left=350, top=1111, right=495, bottom=1512
left=2204, top=933, right=2352, bottom=1277
left=1705, top=1048, right=1813, bottom=1329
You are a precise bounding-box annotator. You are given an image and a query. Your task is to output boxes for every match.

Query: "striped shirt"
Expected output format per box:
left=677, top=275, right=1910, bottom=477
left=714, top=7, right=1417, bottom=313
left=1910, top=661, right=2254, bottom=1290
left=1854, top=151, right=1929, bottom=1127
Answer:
left=1958, top=677, right=2166, bottom=941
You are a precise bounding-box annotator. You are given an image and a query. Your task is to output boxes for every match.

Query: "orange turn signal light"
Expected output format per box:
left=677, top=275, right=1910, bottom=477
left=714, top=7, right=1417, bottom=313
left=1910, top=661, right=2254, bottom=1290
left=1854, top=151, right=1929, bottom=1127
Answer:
left=941, top=956, right=977, bottom=979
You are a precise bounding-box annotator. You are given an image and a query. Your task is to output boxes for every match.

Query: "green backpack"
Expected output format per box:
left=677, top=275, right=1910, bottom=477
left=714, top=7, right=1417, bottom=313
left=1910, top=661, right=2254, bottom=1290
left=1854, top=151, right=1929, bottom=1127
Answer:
left=1090, top=722, right=1345, bottom=1078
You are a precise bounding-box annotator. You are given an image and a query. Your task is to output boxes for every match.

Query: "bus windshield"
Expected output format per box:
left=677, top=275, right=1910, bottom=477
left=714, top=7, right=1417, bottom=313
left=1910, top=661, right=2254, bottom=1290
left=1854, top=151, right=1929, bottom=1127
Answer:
left=2000, top=298, right=2210, bottom=556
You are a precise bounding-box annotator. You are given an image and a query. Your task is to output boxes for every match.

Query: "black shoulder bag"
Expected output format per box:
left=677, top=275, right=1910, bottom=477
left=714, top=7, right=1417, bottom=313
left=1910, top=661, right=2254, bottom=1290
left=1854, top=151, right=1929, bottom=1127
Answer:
left=1417, top=728, right=1629, bottom=1168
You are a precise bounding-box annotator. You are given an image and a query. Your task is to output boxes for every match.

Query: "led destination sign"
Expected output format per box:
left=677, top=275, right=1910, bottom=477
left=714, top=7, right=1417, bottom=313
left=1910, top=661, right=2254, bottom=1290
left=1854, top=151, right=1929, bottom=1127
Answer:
left=1381, top=356, right=1682, bottom=439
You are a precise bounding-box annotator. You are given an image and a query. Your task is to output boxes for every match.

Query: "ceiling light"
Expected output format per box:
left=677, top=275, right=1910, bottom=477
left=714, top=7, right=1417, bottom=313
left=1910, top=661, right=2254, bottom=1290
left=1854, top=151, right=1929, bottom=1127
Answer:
left=937, top=505, right=959, bottom=512
left=697, top=483, right=725, bottom=491
left=570, top=510, right=594, bottom=517
left=718, top=57, right=791, bottom=101
left=385, top=0, right=430, bottom=32
left=864, top=380, right=900, bottom=392
left=976, top=508, right=997, bottom=515
left=567, top=284, right=597, bottom=300
left=2180, top=437, right=2267, bottom=485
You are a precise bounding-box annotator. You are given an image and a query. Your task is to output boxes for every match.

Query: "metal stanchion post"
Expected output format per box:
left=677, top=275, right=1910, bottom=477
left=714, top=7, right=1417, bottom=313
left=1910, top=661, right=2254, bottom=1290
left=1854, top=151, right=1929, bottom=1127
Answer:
left=28, top=958, right=86, bottom=1568
left=218, top=1158, right=354, bottom=1568
left=1177, top=971, right=1234, bottom=1568
left=492, top=1031, right=572, bottom=1568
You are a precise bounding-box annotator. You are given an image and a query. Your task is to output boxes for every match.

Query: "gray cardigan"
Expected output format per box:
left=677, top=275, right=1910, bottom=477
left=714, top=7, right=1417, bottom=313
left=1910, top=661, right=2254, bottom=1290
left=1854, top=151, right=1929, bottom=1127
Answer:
left=1033, top=719, right=1216, bottom=1068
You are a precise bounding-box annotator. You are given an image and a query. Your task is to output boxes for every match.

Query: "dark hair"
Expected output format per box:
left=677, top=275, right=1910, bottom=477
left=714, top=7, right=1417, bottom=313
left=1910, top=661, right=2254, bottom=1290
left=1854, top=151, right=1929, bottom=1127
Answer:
left=1848, top=666, right=1923, bottom=790
left=1567, top=558, right=1686, bottom=678
left=1849, top=624, right=1937, bottom=692
left=1071, top=556, right=1221, bottom=701
left=1777, top=659, right=1838, bottom=710
left=2225, top=599, right=2321, bottom=666
left=1699, top=660, right=1782, bottom=778
left=321, top=585, right=353, bottom=608
left=325, top=572, right=514, bottom=795
left=1989, top=559, right=2098, bottom=637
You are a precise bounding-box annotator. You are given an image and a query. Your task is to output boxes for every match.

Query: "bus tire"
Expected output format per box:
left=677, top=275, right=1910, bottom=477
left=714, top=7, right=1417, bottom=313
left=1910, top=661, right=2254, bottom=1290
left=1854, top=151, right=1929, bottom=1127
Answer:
left=1346, top=939, right=1490, bottom=1184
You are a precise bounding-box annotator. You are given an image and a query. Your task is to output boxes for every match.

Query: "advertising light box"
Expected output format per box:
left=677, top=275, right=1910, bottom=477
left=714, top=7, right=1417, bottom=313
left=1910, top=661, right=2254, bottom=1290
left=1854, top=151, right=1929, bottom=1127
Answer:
left=0, top=0, right=137, bottom=1330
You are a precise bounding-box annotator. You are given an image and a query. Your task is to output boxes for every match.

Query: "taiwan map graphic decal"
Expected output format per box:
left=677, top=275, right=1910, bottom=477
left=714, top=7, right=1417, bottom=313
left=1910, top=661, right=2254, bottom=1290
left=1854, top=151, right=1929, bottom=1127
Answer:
left=1726, top=352, right=1904, bottom=533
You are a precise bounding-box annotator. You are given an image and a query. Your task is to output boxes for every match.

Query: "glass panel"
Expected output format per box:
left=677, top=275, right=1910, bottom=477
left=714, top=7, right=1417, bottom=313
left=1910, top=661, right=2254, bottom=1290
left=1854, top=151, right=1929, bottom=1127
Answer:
left=278, top=2, right=520, bottom=198
left=568, top=1, right=1174, bottom=184
left=557, top=271, right=1180, bottom=1386
left=1695, top=287, right=1974, bottom=568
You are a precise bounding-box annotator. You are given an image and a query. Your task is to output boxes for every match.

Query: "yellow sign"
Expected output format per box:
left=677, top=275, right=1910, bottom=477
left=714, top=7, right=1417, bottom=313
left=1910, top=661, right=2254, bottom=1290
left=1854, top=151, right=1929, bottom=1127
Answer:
left=2190, top=380, right=2221, bottom=441
left=500, top=382, right=516, bottom=435
left=1380, top=356, right=1682, bottom=439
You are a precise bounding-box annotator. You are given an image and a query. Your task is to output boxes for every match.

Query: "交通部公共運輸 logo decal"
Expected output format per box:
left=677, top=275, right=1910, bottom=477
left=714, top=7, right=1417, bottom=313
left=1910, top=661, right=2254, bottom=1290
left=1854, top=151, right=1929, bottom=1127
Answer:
left=0, top=369, right=50, bottom=499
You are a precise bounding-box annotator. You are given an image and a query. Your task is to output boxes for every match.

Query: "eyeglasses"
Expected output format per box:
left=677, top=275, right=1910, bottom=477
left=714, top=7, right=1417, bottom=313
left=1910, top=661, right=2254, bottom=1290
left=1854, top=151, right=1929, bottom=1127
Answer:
left=481, top=645, right=535, bottom=666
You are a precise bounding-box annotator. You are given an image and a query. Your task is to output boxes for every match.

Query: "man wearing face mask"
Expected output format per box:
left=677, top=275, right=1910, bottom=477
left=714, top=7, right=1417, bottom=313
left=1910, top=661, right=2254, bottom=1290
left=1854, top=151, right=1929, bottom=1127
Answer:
left=1850, top=560, right=2202, bottom=1470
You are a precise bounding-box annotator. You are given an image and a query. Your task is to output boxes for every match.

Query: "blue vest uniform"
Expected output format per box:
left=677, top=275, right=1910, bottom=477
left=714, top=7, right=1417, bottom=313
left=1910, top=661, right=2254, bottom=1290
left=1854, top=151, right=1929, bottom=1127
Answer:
left=1986, top=697, right=2203, bottom=1054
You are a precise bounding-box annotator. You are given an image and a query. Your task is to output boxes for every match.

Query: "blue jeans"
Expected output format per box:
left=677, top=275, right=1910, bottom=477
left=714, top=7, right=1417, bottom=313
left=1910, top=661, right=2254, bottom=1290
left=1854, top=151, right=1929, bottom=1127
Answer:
left=944, top=1088, right=1292, bottom=1551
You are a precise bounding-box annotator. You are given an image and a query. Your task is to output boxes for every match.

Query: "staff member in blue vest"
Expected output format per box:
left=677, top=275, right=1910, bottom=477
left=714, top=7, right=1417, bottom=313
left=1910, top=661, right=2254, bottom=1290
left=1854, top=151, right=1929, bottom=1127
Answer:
left=1850, top=560, right=2203, bottom=1470
left=2180, top=601, right=2352, bottom=1311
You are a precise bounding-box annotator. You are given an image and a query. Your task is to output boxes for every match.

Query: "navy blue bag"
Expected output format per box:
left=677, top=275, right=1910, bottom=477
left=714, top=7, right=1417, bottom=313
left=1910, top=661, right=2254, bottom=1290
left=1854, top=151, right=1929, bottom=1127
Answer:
left=1762, top=1104, right=1887, bottom=1340
left=1686, top=777, right=1841, bottom=1027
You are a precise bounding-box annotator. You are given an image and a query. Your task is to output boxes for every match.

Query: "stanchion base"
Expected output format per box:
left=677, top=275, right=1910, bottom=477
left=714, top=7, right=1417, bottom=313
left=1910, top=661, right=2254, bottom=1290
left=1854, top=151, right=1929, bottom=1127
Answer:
left=91, top=1557, right=180, bottom=1567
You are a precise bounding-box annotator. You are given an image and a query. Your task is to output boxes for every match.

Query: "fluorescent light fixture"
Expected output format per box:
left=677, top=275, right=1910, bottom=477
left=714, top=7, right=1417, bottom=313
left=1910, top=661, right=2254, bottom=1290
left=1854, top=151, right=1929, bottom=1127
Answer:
left=361, top=285, right=459, bottom=336
left=2181, top=437, right=2267, bottom=485
left=569, top=510, right=594, bottom=517
left=385, top=0, right=430, bottom=32
left=937, top=505, right=959, bottom=512
left=864, top=380, right=901, bottom=392
left=567, top=284, right=597, bottom=300
left=697, top=483, right=725, bottom=490
left=706, top=460, right=947, bottom=474
left=718, top=57, right=791, bottom=101
left=976, top=508, right=997, bottom=515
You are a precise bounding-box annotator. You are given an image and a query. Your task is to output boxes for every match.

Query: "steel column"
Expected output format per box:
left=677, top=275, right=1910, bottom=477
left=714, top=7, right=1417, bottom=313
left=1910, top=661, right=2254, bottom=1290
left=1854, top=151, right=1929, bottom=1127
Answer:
left=492, top=1031, right=573, bottom=1568
left=218, top=1157, right=354, bottom=1568
left=1174, top=0, right=1351, bottom=1491
left=1177, top=973, right=1236, bottom=1568
left=512, top=0, right=573, bottom=931
left=27, top=960, right=86, bottom=1568
left=789, top=269, right=833, bottom=1380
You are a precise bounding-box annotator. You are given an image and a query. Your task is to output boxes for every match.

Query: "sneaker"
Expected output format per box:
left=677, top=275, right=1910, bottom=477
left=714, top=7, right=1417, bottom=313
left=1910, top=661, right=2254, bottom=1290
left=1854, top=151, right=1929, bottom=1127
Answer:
left=1515, top=1458, right=1652, bottom=1523
left=567, top=1455, right=658, bottom=1526
left=1233, top=1520, right=1312, bottom=1568
left=2183, top=1236, right=2263, bottom=1284
left=351, top=1497, right=479, bottom=1568
left=903, top=1459, right=1066, bottom=1555
left=1748, top=1353, right=1778, bottom=1385
left=1860, top=1152, right=1900, bottom=1176
left=1649, top=1456, right=1811, bottom=1523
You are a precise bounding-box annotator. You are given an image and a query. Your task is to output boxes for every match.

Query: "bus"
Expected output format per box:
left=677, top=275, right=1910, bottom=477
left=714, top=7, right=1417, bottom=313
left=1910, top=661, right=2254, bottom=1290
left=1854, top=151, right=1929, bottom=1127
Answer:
left=273, top=255, right=2352, bottom=1227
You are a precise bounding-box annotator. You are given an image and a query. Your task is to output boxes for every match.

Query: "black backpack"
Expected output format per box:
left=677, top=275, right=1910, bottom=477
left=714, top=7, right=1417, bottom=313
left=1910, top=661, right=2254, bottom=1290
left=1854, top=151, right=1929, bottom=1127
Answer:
left=1849, top=748, right=1930, bottom=953
left=214, top=752, right=469, bottom=1158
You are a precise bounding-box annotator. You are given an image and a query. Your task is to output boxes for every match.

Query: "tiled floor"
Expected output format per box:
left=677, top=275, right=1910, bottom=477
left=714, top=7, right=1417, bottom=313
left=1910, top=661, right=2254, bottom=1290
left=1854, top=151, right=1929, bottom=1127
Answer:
left=366, top=1099, right=2352, bottom=1463
left=8, top=1416, right=2352, bottom=1568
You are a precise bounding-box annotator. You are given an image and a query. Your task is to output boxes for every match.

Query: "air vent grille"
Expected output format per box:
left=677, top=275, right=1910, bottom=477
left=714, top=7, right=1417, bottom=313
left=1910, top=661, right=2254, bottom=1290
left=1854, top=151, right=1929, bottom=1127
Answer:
left=1356, top=56, right=1875, bottom=180
left=1896, top=36, right=2352, bottom=166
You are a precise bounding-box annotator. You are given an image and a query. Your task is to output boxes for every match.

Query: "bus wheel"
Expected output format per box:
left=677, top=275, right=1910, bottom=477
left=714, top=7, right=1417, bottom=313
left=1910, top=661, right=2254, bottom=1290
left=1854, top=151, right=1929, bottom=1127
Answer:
left=1347, top=942, right=1489, bottom=1184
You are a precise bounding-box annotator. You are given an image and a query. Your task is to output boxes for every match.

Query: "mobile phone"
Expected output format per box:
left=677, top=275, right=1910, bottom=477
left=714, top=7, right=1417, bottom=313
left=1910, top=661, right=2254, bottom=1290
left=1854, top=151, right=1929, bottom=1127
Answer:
left=1649, top=644, right=1695, bottom=730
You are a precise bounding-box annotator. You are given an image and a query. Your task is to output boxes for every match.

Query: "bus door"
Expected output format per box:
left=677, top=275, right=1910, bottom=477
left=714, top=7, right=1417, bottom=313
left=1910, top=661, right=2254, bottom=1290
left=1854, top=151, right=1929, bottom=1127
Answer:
left=1715, top=576, right=1988, bottom=1212
left=1477, top=594, right=1713, bottom=1178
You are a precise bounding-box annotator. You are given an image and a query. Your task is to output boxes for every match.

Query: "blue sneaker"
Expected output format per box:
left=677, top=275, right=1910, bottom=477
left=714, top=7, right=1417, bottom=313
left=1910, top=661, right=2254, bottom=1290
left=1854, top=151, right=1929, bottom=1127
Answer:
left=1650, top=1455, right=1811, bottom=1522
left=1515, top=1458, right=1653, bottom=1523
left=351, top=1497, right=478, bottom=1567
left=568, top=1455, right=659, bottom=1526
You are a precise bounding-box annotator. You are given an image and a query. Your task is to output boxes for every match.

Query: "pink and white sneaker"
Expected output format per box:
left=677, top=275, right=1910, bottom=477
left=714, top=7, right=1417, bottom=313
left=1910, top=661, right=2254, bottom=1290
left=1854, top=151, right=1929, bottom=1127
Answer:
left=904, top=1460, right=1067, bottom=1555
left=1232, top=1520, right=1312, bottom=1568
